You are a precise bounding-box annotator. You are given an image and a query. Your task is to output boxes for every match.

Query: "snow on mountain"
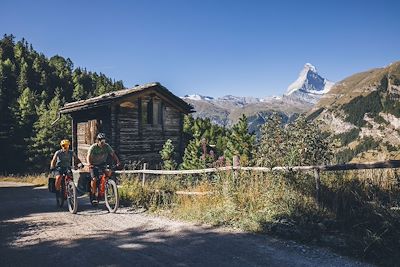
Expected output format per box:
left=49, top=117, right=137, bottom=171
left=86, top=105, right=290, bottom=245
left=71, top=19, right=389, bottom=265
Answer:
left=285, top=63, right=334, bottom=103
left=183, top=94, right=214, bottom=101
left=180, top=63, right=332, bottom=126
left=182, top=94, right=261, bottom=105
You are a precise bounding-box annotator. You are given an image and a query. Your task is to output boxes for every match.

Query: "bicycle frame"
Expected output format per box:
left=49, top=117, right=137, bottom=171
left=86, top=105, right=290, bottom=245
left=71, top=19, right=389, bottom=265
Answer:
left=60, top=169, right=73, bottom=199
left=92, top=166, right=114, bottom=198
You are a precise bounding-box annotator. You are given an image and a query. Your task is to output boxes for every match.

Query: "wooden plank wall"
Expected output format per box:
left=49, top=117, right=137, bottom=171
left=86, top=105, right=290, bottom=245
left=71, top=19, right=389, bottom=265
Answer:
left=74, top=107, right=112, bottom=164
left=117, top=97, right=184, bottom=167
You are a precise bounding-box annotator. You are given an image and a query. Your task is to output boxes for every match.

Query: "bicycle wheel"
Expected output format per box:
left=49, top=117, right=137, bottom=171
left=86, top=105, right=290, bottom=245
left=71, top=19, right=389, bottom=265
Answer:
left=56, top=179, right=65, bottom=208
left=67, top=180, right=78, bottom=214
left=105, top=179, right=119, bottom=213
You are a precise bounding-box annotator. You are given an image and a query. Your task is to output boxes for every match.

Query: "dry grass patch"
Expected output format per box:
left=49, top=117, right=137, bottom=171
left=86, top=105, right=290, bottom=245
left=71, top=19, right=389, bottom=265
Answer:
left=0, top=174, right=48, bottom=186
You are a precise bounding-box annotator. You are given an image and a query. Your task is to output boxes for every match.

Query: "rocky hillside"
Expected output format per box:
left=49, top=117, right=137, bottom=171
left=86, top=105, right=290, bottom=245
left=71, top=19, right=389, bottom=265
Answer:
left=308, top=61, right=400, bottom=162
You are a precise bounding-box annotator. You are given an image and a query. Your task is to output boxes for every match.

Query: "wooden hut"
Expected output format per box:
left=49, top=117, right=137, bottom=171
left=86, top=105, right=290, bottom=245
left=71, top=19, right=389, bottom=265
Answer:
left=60, top=82, right=193, bottom=167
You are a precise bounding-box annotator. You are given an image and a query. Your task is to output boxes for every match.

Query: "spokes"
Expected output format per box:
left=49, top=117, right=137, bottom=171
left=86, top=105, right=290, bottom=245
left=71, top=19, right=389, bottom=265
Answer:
left=106, top=185, right=116, bottom=205
left=105, top=180, right=119, bottom=213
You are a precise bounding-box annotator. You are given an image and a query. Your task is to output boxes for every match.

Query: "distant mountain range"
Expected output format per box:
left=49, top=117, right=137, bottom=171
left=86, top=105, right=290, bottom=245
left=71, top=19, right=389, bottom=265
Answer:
left=182, top=63, right=333, bottom=129
left=181, top=61, right=400, bottom=162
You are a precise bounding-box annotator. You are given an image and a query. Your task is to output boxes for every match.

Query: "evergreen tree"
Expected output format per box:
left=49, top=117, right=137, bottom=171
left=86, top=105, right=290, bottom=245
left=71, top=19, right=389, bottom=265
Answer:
left=180, top=131, right=206, bottom=170
left=256, top=113, right=287, bottom=167
left=224, top=114, right=255, bottom=166
left=0, top=35, right=126, bottom=173
left=14, top=87, right=38, bottom=167
left=28, top=93, right=71, bottom=171
left=0, top=58, right=19, bottom=172
left=160, top=139, right=177, bottom=170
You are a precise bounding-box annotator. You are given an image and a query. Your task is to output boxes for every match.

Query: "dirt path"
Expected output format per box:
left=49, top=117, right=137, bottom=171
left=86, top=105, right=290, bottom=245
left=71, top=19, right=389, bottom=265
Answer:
left=0, top=182, right=372, bottom=267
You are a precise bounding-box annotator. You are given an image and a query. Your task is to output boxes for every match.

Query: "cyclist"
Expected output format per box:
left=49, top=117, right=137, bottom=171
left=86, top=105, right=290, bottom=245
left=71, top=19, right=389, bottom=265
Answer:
left=87, top=133, right=121, bottom=202
left=50, top=139, right=83, bottom=191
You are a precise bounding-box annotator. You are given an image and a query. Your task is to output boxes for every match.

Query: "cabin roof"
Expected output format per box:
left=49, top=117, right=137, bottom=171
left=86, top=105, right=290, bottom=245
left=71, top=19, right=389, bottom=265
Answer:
left=60, top=82, right=194, bottom=114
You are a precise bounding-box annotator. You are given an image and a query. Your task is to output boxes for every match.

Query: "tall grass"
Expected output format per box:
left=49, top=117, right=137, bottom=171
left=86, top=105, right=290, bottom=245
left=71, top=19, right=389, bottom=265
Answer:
left=119, top=169, right=400, bottom=266
left=0, top=174, right=48, bottom=186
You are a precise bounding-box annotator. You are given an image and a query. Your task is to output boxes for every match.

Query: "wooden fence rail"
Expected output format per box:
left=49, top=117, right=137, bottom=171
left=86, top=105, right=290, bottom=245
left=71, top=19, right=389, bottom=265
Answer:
left=115, top=160, right=400, bottom=175
left=114, top=159, right=400, bottom=205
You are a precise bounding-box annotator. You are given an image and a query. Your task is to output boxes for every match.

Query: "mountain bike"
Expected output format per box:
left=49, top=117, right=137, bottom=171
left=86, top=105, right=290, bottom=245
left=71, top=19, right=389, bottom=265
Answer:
left=55, top=168, right=78, bottom=214
left=89, top=165, right=119, bottom=213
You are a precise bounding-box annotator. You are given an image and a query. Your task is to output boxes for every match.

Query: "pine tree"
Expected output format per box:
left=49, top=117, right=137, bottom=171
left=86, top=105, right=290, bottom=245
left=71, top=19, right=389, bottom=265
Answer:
left=13, top=87, right=38, bottom=168
left=17, top=58, right=29, bottom=93
left=28, top=93, right=71, bottom=170
left=256, top=113, right=288, bottom=167
left=0, top=57, right=19, bottom=172
left=160, top=139, right=177, bottom=170
left=180, top=131, right=205, bottom=170
left=0, top=35, right=125, bottom=172
left=224, top=114, right=255, bottom=166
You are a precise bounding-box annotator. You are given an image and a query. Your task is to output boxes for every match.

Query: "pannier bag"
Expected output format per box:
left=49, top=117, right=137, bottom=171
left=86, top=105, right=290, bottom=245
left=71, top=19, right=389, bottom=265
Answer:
left=48, top=177, right=56, bottom=193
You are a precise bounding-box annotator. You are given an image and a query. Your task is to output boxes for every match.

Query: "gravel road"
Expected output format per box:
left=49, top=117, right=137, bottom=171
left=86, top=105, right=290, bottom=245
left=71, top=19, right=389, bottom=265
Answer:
left=0, top=182, right=372, bottom=267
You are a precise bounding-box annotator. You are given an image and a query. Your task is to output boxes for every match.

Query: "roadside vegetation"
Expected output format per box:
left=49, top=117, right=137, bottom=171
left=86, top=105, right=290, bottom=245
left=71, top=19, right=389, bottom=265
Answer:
left=119, top=114, right=400, bottom=267
left=0, top=174, right=47, bottom=186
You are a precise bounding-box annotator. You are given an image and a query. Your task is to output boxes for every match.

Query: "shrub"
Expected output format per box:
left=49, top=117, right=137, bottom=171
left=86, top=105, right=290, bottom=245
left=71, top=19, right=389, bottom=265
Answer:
left=256, top=114, right=334, bottom=167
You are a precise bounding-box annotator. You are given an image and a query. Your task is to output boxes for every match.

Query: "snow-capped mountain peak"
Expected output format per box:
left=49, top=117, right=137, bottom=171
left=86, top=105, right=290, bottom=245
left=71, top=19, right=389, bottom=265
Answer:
left=183, top=94, right=214, bottom=101
left=285, top=63, right=334, bottom=103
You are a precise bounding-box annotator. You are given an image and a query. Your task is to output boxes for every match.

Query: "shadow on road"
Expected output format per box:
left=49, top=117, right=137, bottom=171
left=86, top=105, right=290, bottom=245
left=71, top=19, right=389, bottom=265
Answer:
left=0, top=184, right=368, bottom=267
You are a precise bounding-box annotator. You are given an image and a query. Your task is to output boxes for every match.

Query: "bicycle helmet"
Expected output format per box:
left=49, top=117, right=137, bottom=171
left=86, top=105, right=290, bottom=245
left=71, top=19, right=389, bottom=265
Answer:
left=97, top=133, right=106, bottom=140
left=60, top=139, right=70, bottom=148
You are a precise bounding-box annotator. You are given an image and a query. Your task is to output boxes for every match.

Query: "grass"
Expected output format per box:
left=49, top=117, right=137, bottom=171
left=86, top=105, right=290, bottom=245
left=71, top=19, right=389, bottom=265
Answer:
left=0, top=174, right=48, bottom=186
left=119, top=168, right=400, bottom=267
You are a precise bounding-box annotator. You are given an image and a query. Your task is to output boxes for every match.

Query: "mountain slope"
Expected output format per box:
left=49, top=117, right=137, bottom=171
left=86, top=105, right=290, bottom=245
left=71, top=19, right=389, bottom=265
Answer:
left=309, top=61, right=400, bottom=162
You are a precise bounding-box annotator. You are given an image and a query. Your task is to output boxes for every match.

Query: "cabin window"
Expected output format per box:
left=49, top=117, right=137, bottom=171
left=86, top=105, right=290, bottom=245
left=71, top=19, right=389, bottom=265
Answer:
left=141, top=98, right=163, bottom=125
left=153, top=100, right=162, bottom=125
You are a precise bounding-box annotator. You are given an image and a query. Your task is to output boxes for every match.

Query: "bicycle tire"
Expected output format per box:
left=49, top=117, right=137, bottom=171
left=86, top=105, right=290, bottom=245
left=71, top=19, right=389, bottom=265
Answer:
left=105, top=179, right=119, bottom=213
left=67, top=180, right=78, bottom=214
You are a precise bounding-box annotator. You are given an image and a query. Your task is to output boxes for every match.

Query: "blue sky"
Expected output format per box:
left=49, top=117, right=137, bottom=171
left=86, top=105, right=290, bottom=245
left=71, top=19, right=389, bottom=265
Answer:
left=1, top=0, right=399, bottom=97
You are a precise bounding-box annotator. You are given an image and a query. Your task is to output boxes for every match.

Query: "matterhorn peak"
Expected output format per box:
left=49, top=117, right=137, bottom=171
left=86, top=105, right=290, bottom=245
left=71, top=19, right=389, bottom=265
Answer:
left=284, top=63, right=334, bottom=103
left=303, top=63, right=317, bottom=72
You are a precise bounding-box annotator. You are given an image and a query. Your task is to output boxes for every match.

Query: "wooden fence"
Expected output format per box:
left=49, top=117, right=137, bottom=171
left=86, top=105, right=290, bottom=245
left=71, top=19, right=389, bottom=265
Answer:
left=115, top=160, right=400, bottom=204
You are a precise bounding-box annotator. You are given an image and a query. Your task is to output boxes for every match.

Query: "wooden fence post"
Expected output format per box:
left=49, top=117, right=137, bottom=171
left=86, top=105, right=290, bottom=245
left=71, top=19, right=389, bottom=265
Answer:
left=233, top=156, right=239, bottom=180
left=142, top=163, right=147, bottom=187
left=314, top=168, right=321, bottom=207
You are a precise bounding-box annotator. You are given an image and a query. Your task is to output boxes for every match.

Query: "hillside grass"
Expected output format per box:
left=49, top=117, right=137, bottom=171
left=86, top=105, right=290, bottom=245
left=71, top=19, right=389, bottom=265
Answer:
left=0, top=174, right=48, bottom=186
left=119, top=169, right=400, bottom=267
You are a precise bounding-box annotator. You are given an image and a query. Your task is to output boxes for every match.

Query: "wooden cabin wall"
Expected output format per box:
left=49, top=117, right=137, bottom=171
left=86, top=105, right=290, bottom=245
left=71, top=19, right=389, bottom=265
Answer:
left=73, top=107, right=111, bottom=164
left=116, top=96, right=184, bottom=167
